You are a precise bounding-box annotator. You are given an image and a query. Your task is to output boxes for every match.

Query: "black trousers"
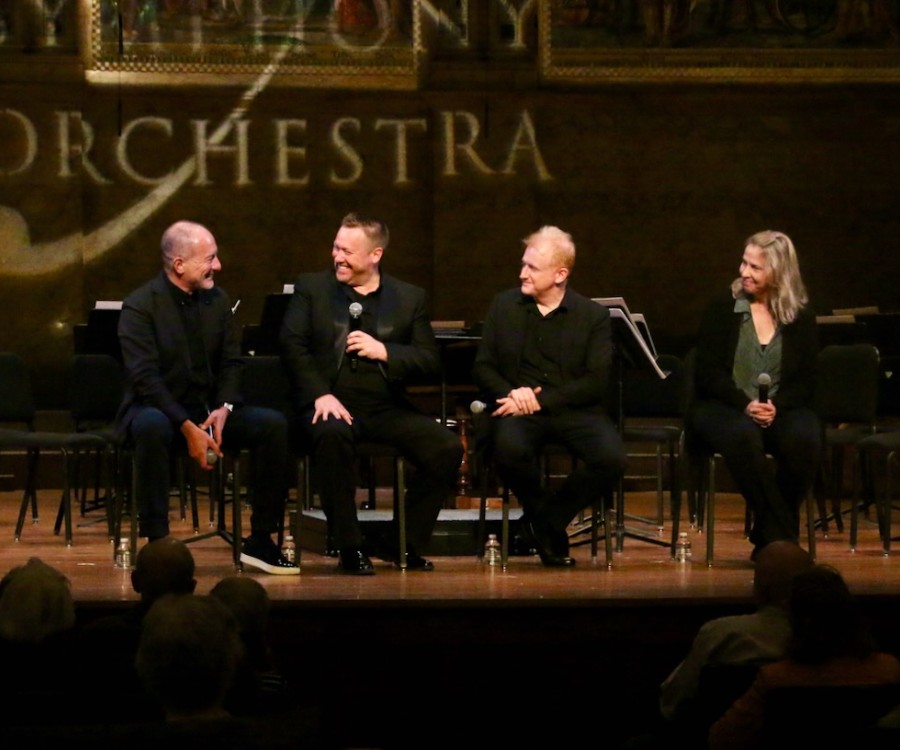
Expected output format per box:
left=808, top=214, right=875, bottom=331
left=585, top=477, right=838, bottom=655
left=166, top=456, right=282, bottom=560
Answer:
left=301, top=403, right=463, bottom=551
left=689, top=399, right=822, bottom=547
left=129, top=404, right=289, bottom=539
left=490, top=408, right=627, bottom=534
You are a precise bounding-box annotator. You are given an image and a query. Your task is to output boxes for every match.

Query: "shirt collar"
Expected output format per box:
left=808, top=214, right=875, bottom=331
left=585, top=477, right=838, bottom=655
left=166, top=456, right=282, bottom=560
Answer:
left=164, top=275, right=202, bottom=307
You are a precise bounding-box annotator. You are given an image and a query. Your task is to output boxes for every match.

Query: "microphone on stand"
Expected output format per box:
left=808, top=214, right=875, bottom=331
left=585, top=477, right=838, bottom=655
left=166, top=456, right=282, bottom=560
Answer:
left=757, top=373, right=772, bottom=404
left=348, top=302, right=363, bottom=372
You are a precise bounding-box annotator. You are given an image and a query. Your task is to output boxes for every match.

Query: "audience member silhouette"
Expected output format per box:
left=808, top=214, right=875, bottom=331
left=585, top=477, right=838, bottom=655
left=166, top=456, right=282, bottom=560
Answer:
left=709, top=564, right=900, bottom=750
left=135, top=593, right=242, bottom=722
left=0, top=557, right=78, bottom=727
left=210, top=575, right=297, bottom=716
left=660, top=540, right=814, bottom=727
left=619, top=541, right=813, bottom=749
left=133, top=593, right=327, bottom=749
left=76, top=537, right=198, bottom=722
left=0, top=555, right=76, bottom=642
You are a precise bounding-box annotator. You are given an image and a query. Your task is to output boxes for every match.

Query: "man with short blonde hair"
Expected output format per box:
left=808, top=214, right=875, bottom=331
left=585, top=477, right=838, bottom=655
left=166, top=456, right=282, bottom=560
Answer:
left=473, top=226, right=626, bottom=567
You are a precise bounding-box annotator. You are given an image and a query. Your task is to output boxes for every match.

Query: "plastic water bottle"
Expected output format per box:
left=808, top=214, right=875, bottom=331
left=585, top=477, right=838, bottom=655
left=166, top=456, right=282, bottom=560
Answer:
left=115, top=539, right=132, bottom=569
left=484, top=534, right=501, bottom=566
left=675, top=532, right=692, bottom=562
left=282, top=535, right=296, bottom=564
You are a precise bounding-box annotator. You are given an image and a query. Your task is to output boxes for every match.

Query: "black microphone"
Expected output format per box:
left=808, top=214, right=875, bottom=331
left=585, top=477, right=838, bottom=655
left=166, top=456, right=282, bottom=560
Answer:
left=757, top=373, right=772, bottom=404
left=348, top=302, right=363, bottom=372
left=470, top=399, right=499, bottom=415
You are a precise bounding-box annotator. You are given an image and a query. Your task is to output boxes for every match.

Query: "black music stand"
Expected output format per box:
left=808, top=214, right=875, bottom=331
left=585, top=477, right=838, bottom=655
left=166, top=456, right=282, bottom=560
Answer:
left=75, top=304, right=124, bottom=361
left=571, top=301, right=671, bottom=554
left=244, top=292, right=293, bottom=355
left=610, top=307, right=673, bottom=551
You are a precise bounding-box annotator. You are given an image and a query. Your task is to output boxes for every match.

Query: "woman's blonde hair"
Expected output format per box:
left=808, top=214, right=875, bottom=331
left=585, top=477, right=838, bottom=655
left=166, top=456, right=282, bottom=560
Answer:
left=731, top=230, right=808, bottom=325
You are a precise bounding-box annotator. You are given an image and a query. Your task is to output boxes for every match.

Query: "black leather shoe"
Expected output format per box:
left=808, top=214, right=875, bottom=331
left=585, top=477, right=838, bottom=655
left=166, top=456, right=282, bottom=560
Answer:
left=394, top=550, right=435, bottom=571
left=524, top=518, right=576, bottom=568
left=338, top=548, right=375, bottom=575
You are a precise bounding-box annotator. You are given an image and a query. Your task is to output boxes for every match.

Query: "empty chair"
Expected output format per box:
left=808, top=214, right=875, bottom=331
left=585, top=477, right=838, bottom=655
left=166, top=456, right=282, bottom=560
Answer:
left=0, top=352, right=108, bottom=545
left=813, top=343, right=881, bottom=548
left=857, top=428, right=900, bottom=554
left=621, top=352, right=688, bottom=541
left=67, top=353, right=125, bottom=536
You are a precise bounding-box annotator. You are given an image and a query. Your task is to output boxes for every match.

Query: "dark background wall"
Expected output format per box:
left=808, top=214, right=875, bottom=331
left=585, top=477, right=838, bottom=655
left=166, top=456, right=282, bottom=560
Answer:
left=1, top=6, right=899, bottom=408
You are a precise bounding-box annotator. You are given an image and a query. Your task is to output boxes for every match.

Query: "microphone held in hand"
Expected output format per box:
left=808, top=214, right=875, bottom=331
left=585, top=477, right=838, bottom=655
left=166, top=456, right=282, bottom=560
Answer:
left=206, top=424, right=218, bottom=465
left=470, top=399, right=499, bottom=415
left=757, top=373, right=772, bottom=404
left=348, top=302, right=363, bottom=372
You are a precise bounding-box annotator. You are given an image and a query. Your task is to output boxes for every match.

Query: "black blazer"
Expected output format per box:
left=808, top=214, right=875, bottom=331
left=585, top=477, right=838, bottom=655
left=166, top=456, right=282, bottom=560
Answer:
left=471, top=287, right=613, bottom=414
left=115, top=272, right=243, bottom=435
left=694, top=291, right=818, bottom=413
left=278, top=270, right=440, bottom=412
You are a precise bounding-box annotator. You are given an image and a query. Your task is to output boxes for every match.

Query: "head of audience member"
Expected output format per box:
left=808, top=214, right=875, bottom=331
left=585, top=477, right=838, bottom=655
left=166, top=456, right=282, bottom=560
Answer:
left=787, top=564, right=875, bottom=665
left=731, top=229, right=808, bottom=325
left=135, top=594, right=243, bottom=722
left=131, top=537, right=197, bottom=612
left=210, top=575, right=272, bottom=670
left=752, top=540, right=814, bottom=610
left=0, top=557, right=76, bottom=645
left=520, top=226, right=575, bottom=307
left=161, top=220, right=221, bottom=294
left=332, top=212, right=389, bottom=292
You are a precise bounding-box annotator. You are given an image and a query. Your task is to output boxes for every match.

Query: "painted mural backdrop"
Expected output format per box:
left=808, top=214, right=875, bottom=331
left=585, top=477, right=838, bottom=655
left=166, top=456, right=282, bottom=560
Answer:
left=1, top=1, right=899, bottom=404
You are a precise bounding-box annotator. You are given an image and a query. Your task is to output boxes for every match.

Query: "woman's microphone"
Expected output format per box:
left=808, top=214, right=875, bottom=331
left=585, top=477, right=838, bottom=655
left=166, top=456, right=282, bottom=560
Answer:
left=757, top=373, right=772, bottom=403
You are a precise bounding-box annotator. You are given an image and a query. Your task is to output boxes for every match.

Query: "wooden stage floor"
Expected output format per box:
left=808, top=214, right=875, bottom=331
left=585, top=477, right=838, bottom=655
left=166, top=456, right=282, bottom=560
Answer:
left=3, top=489, right=898, bottom=605
left=3, top=489, right=900, bottom=749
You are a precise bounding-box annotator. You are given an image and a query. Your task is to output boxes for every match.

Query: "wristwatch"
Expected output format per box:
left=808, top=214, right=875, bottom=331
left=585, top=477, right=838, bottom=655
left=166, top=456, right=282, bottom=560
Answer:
left=222, top=402, right=234, bottom=413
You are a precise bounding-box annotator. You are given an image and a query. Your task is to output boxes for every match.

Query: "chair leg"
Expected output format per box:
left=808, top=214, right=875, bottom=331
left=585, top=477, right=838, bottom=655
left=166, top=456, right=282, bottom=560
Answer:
left=851, top=449, right=863, bottom=551
left=61, top=450, right=74, bottom=546
left=590, top=491, right=614, bottom=568
left=655, top=445, right=665, bottom=531
left=876, top=451, right=896, bottom=556
left=231, top=456, right=243, bottom=571
left=130, top=454, right=139, bottom=559
left=886, top=452, right=896, bottom=556
left=670, top=470, right=681, bottom=560
left=501, top=485, right=509, bottom=569
left=292, top=476, right=302, bottom=569
left=831, top=447, right=846, bottom=534
left=15, top=448, right=41, bottom=541
left=395, top=457, right=407, bottom=570
left=706, top=456, right=716, bottom=567
left=477, top=456, right=489, bottom=559
left=804, top=490, right=816, bottom=561
left=812, top=465, right=829, bottom=536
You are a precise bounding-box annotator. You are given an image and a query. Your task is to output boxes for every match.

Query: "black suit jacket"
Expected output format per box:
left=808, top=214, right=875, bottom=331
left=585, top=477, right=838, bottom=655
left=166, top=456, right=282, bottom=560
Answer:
left=115, top=271, right=243, bottom=436
left=278, top=270, right=440, bottom=412
left=471, top=287, right=614, bottom=414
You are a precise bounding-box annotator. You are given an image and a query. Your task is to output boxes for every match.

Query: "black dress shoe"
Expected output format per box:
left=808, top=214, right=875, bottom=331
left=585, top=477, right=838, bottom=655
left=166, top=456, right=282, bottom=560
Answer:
left=525, top=517, right=576, bottom=568
left=394, top=549, right=435, bottom=571
left=338, top=548, right=375, bottom=575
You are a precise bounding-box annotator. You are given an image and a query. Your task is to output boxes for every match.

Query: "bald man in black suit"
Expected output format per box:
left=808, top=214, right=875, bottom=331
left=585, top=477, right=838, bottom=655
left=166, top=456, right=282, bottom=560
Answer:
left=117, top=221, right=297, bottom=575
